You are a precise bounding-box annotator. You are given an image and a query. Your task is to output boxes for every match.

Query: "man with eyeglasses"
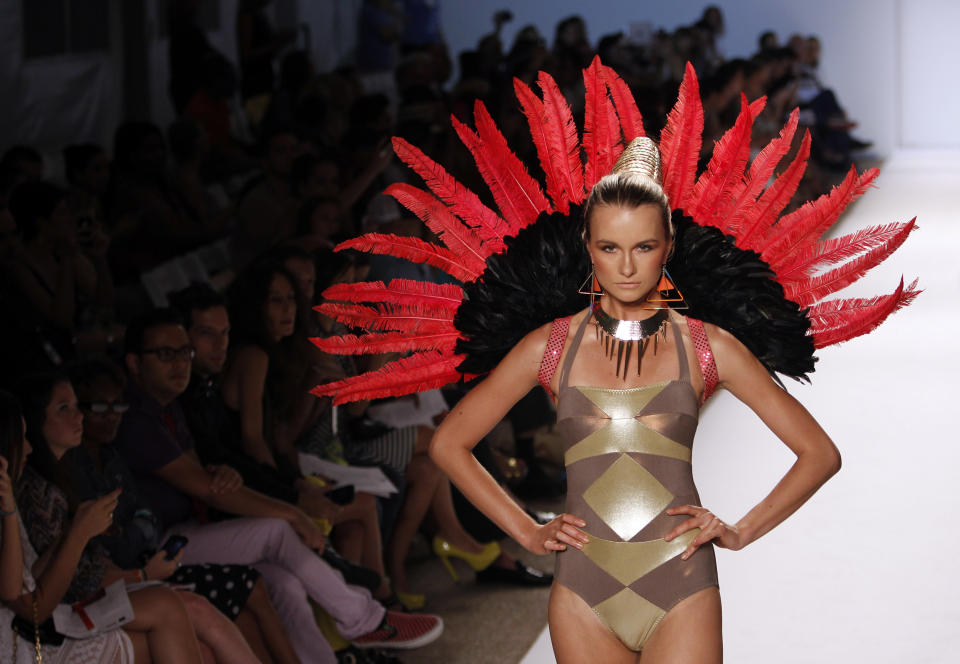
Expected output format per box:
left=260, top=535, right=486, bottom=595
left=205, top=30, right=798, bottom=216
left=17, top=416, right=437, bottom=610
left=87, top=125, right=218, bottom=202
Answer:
left=114, top=308, right=443, bottom=662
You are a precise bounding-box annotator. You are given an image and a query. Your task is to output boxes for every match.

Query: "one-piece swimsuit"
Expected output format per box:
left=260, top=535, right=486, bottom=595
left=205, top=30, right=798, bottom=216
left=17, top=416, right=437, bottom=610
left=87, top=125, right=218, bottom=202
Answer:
left=552, top=313, right=719, bottom=651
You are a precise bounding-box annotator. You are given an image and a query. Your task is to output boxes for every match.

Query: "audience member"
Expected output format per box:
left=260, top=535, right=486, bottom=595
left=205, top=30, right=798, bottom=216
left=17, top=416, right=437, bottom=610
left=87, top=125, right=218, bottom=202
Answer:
left=114, top=308, right=443, bottom=661
left=11, top=377, right=207, bottom=663
left=67, top=358, right=303, bottom=663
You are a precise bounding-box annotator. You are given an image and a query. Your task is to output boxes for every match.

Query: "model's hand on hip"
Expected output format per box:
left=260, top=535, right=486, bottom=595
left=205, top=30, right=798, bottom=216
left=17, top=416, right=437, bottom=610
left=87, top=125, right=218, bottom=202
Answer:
left=664, top=505, right=743, bottom=559
left=524, top=513, right=589, bottom=555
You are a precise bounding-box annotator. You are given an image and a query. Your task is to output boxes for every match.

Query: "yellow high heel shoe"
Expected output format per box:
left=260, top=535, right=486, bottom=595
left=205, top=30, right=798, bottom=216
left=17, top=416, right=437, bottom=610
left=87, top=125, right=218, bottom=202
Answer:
left=432, top=536, right=501, bottom=582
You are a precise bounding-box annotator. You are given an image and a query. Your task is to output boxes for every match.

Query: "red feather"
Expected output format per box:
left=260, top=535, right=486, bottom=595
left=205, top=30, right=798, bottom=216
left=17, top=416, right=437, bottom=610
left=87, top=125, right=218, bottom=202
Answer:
left=537, top=71, right=585, bottom=204
left=310, top=330, right=460, bottom=355
left=760, top=166, right=879, bottom=268
left=778, top=219, right=916, bottom=281
left=316, top=301, right=456, bottom=334
left=515, top=78, right=569, bottom=214
left=321, top=279, right=463, bottom=312
left=599, top=64, right=645, bottom=141
left=686, top=94, right=755, bottom=226
left=452, top=102, right=550, bottom=234
left=390, top=137, right=510, bottom=241
left=334, top=233, right=480, bottom=283
left=582, top=56, right=623, bottom=190
left=726, top=109, right=800, bottom=236
left=809, top=278, right=921, bottom=348
left=737, top=130, right=811, bottom=250
left=311, top=350, right=464, bottom=405
left=660, top=62, right=704, bottom=211
left=784, top=220, right=915, bottom=306
left=386, top=183, right=500, bottom=268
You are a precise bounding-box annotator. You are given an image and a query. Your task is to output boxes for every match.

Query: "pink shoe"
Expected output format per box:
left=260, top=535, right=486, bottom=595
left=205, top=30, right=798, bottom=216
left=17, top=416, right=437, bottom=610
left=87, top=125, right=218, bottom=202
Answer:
left=352, top=610, right=443, bottom=650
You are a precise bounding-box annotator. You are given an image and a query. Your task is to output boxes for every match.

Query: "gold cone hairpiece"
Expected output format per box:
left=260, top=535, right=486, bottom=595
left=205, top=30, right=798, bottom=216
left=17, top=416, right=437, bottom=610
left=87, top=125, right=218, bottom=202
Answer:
left=611, top=137, right=663, bottom=185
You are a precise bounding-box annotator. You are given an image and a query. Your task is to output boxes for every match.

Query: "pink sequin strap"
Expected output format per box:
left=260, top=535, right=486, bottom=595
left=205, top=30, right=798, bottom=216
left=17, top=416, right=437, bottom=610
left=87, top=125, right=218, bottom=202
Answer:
left=538, top=317, right=571, bottom=401
left=687, top=317, right=718, bottom=405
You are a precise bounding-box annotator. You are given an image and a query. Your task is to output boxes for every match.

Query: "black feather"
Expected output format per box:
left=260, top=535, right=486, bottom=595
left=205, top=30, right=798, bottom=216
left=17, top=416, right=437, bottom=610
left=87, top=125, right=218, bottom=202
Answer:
left=667, top=214, right=816, bottom=381
left=455, top=207, right=590, bottom=374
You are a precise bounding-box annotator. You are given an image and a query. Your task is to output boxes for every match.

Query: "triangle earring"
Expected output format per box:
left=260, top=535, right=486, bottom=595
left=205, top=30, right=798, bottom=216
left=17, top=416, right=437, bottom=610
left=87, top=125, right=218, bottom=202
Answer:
left=578, top=269, right=603, bottom=308
left=643, top=266, right=688, bottom=310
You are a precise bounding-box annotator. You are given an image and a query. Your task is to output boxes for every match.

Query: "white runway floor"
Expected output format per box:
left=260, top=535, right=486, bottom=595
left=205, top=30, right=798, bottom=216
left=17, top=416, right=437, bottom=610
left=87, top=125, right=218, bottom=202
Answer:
left=521, top=149, right=960, bottom=664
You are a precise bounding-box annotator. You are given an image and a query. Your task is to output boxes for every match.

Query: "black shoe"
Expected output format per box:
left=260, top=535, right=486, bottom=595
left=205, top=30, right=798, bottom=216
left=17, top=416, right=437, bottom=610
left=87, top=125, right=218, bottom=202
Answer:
left=322, top=547, right=382, bottom=592
left=475, top=560, right=553, bottom=586
left=337, top=645, right=402, bottom=663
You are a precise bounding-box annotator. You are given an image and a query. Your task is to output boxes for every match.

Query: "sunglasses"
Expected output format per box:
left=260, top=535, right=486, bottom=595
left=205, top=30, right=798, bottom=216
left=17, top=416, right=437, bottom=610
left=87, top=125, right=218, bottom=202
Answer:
left=79, top=402, right=130, bottom=415
left=141, top=346, right=196, bottom=363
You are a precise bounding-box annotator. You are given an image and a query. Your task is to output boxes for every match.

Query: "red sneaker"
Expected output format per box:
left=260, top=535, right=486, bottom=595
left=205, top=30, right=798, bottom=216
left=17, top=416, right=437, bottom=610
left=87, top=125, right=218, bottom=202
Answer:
left=353, top=610, right=443, bottom=650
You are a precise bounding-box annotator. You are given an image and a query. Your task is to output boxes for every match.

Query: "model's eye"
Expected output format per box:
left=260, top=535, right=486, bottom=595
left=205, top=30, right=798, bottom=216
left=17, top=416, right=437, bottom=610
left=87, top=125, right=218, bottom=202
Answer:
left=636, top=244, right=653, bottom=252
left=600, top=244, right=617, bottom=253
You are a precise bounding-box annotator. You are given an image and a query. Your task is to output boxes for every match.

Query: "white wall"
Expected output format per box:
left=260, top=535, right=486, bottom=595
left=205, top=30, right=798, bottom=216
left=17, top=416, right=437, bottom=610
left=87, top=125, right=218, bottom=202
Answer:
left=898, top=0, right=960, bottom=148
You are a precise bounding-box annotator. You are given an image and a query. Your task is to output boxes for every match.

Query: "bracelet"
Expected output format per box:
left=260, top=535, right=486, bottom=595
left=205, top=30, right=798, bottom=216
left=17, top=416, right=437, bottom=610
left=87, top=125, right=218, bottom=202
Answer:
left=0, top=505, right=17, bottom=517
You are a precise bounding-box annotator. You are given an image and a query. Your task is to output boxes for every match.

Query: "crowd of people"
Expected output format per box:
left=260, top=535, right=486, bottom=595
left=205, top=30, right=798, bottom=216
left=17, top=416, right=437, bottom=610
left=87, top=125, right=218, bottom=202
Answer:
left=0, top=2, right=871, bottom=663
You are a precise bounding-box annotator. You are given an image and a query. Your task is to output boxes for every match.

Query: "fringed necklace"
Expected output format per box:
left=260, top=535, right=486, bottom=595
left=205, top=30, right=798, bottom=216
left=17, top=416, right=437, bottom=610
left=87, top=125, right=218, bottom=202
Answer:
left=591, top=304, right=669, bottom=379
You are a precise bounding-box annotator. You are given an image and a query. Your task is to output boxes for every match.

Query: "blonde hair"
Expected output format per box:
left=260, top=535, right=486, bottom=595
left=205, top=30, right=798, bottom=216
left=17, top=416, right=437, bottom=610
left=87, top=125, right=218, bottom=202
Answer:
left=582, top=172, right=673, bottom=242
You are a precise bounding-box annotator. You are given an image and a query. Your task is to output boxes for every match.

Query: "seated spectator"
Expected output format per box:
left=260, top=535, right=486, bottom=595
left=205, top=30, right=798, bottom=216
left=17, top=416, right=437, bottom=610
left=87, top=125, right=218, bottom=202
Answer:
left=167, top=118, right=236, bottom=237
left=63, top=143, right=110, bottom=229
left=7, top=180, right=115, bottom=356
left=107, top=122, right=207, bottom=281
left=171, top=281, right=393, bottom=603
left=3, top=383, right=205, bottom=663
left=114, top=308, right=443, bottom=661
left=232, top=127, right=302, bottom=268
left=67, top=359, right=302, bottom=663
left=0, top=145, right=44, bottom=183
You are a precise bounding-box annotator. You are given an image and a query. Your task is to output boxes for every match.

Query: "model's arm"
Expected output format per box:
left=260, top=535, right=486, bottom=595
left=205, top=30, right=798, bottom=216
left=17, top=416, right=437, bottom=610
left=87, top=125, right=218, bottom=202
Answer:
left=665, top=323, right=842, bottom=558
left=430, top=322, right=588, bottom=555
left=0, top=456, right=23, bottom=601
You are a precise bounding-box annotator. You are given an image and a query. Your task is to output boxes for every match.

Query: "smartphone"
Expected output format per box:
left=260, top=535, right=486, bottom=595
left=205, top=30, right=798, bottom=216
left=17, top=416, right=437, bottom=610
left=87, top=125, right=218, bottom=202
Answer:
left=161, top=535, right=189, bottom=560
left=326, top=484, right=355, bottom=506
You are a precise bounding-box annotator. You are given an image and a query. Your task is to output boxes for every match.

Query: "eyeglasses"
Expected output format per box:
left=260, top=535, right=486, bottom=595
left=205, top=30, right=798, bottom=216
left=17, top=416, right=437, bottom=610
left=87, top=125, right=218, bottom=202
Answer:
left=79, top=402, right=130, bottom=415
left=141, top=346, right=196, bottom=363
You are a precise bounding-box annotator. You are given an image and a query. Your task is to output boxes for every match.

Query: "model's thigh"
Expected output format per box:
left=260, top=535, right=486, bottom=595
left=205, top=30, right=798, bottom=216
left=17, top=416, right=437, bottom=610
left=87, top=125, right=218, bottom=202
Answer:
left=640, top=587, right=722, bottom=664
left=548, top=582, right=638, bottom=664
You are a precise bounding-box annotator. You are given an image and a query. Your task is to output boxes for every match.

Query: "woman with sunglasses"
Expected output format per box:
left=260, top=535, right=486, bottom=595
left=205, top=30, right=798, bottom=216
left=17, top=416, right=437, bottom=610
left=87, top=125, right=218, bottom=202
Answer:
left=67, top=358, right=302, bottom=663
left=0, top=387, right=201, bottom=663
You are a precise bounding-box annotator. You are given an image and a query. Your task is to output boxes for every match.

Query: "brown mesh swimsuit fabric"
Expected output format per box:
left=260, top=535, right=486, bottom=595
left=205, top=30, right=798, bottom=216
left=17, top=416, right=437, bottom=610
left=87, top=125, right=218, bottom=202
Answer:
left=553, top=314, right=719, bottom=651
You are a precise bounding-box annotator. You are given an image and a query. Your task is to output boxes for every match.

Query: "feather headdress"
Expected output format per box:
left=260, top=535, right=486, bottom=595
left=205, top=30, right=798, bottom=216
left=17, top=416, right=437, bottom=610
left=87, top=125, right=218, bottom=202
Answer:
left=311, top=57, right=918, bottom=405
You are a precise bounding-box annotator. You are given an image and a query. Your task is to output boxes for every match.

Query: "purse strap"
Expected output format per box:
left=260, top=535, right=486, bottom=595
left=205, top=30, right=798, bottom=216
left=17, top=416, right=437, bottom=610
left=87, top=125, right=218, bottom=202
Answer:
left=10, top=591, right=43, bottom=664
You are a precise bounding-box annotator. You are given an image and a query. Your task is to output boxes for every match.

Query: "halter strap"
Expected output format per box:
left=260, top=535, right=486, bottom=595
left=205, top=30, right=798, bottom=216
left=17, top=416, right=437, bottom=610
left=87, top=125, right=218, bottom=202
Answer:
left=558, top=313, right=592, bottom=394
left=686, top=317, right=718, bottom=404
left=671, top=316, right=691, bottom=383
left=538, top=316, right=571, bottom=401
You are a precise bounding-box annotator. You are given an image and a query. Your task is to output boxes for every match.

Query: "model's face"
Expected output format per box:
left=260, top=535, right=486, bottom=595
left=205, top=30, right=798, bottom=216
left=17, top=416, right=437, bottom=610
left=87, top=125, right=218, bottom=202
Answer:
left=128, top=324, right=193, bottom=403
left=79, top=377, right=127, bottom=446
left=265, top=274, right=297, bottom=341
left=43, top=381, right=84, bottom=459
left=586, top=204, right=670, bottom=306
left=188, top=306, right=230, bottom=376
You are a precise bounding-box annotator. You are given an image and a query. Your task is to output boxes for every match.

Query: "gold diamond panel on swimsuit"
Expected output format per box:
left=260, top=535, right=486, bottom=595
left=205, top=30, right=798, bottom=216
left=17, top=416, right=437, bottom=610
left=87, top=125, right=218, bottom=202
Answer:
left=564, top=387, right=692, bottom=466
left=582, top=454, right=674, bottom=541
left=581, top=530, right=698, bottom=586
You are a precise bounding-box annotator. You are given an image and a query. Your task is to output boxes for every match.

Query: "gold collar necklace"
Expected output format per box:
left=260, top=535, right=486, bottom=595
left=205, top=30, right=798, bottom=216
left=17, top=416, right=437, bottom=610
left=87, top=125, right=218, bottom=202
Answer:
left=591, top=305, right=669, bottom=378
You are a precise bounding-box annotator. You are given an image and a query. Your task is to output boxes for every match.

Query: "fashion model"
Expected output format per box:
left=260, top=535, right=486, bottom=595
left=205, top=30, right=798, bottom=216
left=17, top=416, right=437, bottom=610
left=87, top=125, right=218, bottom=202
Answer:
left=311, top=58, right=918, bottom=662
